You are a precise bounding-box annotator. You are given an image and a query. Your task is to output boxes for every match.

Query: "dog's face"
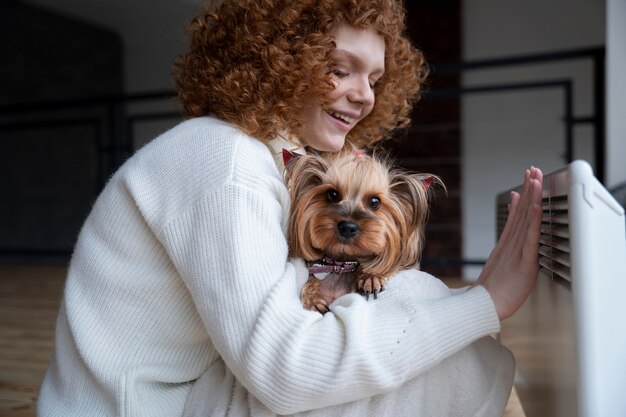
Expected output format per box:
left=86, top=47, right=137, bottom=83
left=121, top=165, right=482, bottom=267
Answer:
left=286, top=151, right=436, bottom=275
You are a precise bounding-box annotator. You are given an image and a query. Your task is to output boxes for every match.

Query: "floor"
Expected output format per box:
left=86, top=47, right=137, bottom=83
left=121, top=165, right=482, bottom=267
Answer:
left=498, top=272, right=577, bottom=417
left=0, top=266, right=64, bottom=417
left=0, top=266, right=526, bottom=417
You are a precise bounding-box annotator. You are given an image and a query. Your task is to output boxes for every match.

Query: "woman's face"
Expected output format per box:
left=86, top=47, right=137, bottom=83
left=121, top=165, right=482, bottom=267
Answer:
left=299, top=23, right=385, bottom=152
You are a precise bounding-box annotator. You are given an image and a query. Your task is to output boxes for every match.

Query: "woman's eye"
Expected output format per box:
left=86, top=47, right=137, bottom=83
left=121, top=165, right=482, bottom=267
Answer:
left=368, top=196, right=381, bottom=210
left=326, top=189, right=340, bottom=203
left=333, top=69, right=349, bottom=78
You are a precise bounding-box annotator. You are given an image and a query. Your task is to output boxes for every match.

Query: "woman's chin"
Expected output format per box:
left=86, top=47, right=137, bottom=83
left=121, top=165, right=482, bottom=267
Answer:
left=319, top=135, right=347, bottom=153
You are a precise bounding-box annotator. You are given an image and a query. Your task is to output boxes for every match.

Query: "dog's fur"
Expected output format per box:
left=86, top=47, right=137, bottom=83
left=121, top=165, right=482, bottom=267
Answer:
left=285, top=150, right=441, bottom=313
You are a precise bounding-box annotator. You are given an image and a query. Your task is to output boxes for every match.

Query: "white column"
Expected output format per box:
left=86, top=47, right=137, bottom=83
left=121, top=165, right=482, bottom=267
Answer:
left=606, top=0, right=626, bottom=188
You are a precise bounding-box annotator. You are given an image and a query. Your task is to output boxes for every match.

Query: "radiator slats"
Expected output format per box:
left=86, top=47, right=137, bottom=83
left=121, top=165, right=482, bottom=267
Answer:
left=498, top=193, right=571, bottom=282
left=539, top=234, right=570, bottom=252
left=541, top=223, right=569, bottom=239
left=539, top=194, right=571, bottom=282
left=543, top=212, right=569, bottom=225
left=539, top=245, right=570, bottom=263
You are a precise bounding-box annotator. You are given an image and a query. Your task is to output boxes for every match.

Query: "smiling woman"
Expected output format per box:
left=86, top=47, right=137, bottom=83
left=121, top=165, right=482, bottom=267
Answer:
left=173, top=0, right=428, bottom=148
left=36, top=1, right=544, bottom=416
left=297, top=24, right=385, bottom=152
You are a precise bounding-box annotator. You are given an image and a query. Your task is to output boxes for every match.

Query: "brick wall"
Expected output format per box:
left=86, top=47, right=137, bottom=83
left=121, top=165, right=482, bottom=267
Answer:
left=388, top=1, right=463, bottom=277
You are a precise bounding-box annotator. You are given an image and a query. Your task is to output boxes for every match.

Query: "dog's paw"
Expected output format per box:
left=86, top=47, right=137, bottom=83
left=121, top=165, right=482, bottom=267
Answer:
left=310, top=298, right=331, bottom=314
left=301, top=280, right=331, bottom=314
left=357, top=275, right=387, bottom=300
left=302, top=294, right=330, bottom=314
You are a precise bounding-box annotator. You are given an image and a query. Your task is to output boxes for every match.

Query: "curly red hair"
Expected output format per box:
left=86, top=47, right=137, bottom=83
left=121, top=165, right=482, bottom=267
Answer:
left=172, top=0, right=428, bottom=147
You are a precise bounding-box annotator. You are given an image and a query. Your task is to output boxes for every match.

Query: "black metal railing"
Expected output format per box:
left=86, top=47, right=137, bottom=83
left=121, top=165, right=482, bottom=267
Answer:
left=0, top=91, right=180, bottom=190
left=428, top=46, right=605, bottom=182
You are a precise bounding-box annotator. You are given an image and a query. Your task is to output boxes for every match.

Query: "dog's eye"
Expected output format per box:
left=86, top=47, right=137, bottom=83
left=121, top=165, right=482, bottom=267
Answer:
left=326, top=189, right=340, bottom=203
left=368, top=196, right=381, bottom=210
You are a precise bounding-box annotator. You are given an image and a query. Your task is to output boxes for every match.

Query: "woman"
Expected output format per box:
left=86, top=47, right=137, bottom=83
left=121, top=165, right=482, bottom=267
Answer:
left=38, top=1, right=543, bottom=416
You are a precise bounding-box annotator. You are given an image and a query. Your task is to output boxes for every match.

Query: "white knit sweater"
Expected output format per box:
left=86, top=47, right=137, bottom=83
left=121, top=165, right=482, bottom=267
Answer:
left=38, top=116, right=514, bottom=417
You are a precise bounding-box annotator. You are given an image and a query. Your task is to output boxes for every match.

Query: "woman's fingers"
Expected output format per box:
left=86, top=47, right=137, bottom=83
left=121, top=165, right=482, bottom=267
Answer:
left=500, top=168, right=533, bottom=259
left=520, top=169, right=543, bottom=251
left=498, top=191, right=520, bottom=248
left=493, top=177, right=524, bottom=255
left=522, top=173, right=543, bottom=265
left=476, top=166, right=544, bottom=319
left=477, top=167, right=532, bottom=285
left=511, top=167, right=543, bottom=255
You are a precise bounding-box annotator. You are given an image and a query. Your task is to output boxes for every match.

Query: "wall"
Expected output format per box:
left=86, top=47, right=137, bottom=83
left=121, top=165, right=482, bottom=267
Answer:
left=461, top=0, right=606, bottom=278
left=20, top=0, right=199, bottom=149
left=0, top=1, right=124, bottom=262
left=606, top=0, right=626, bottom=189
left=22, top=0, right=198, bottom=93
left=0, top=1, right=123, bottom=103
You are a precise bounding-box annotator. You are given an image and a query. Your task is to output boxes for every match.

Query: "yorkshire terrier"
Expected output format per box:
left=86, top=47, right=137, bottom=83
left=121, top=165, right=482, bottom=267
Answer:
left=285, top=149, right=441, bottom=314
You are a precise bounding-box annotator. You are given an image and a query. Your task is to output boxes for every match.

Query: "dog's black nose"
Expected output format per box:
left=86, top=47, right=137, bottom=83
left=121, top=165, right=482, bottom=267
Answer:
left=337, top=221, right=359, bottom=239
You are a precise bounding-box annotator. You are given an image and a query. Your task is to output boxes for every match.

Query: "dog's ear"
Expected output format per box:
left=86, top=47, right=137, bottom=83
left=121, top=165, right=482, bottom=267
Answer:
left=422, top=175, right=434, bottom=190
left=282, top=149, right=301, bottom=168
left=284, top=153, right=328, bottom=197
left=285, top=154, right=328, bottom=259
left=390, top=173, right=434, bottom=228
left=388, top=172, right=444, bottom=268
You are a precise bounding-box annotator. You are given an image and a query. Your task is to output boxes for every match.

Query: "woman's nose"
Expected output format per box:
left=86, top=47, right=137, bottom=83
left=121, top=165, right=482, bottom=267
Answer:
left=347, top=77, right=374, bottom=106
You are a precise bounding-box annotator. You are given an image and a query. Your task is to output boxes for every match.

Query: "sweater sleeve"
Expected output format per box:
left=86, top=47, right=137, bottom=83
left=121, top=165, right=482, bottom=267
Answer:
left=157, top=170, right=500, bottom=415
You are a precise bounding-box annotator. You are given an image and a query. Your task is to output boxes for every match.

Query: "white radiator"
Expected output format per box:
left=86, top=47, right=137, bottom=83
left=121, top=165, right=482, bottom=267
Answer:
left=496, top=160, right=626, bottom=417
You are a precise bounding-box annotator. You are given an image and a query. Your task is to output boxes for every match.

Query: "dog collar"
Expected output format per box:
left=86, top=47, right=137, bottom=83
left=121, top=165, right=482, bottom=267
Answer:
left=307, top=256, right=359, bottom=280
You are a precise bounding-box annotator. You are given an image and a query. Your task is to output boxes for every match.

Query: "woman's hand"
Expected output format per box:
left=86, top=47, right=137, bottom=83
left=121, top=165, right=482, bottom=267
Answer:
left=477, top=167, right=543, bottom=321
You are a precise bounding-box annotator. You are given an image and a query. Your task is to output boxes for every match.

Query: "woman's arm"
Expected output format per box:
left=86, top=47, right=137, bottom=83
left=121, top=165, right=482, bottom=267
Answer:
left=146, top=122, right=542, bottom=413
left=158, top=170, right=503, bottom=415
